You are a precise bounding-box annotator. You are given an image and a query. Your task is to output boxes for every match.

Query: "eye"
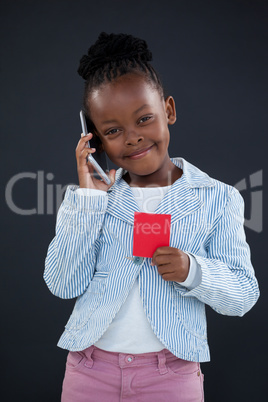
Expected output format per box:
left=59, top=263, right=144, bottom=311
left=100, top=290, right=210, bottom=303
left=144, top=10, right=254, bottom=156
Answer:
left=106, top=128, right=120, bottom=136
left=138, top=115, right=152, bottom=124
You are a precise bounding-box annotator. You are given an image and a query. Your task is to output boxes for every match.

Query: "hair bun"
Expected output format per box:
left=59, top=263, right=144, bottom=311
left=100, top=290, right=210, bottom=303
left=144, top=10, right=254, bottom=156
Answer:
left=78, top=32, right=152, bottom=80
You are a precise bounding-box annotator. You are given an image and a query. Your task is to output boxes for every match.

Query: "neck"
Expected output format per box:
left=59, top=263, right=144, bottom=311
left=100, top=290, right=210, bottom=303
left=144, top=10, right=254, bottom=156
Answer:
left=123, top=161, right=182, bottom=187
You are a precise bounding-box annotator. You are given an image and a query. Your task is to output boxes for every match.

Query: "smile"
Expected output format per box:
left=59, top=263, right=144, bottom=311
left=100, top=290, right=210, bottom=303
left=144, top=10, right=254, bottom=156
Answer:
left=126, top=145, right=154, bottom=159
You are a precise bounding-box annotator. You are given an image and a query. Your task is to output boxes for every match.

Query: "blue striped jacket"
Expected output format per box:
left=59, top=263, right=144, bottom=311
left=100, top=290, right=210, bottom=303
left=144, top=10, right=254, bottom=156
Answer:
left=44, top=158, right=259, bottom=362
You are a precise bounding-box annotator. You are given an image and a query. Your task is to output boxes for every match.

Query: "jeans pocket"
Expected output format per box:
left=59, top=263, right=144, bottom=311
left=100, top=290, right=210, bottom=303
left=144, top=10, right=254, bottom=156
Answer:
left=66, top=351, right=85, bottom=369
left=165, top=356, right=200, bottom=377
left=165, top=359, right=204, bottom=401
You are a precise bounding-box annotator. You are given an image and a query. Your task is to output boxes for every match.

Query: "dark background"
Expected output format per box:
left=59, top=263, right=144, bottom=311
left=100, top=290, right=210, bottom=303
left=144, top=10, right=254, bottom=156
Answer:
left=1, top=0, right=267, bottom=401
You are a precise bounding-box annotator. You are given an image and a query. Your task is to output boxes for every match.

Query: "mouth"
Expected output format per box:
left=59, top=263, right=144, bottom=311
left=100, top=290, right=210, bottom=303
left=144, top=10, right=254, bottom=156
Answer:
left=126, top=145, right=154, bottom=159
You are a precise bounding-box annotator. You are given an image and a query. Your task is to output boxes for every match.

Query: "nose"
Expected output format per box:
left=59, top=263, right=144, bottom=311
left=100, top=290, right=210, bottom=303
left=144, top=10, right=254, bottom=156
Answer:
left=125, top=130, right=143, bottom=146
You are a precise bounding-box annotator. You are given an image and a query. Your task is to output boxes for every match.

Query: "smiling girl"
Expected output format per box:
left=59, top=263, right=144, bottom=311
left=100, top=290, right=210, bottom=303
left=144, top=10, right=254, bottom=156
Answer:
left=44, top=32, right=259, bottom=401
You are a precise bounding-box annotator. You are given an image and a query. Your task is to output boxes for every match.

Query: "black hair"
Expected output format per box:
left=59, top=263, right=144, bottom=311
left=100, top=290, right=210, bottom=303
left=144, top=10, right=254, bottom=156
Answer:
left=77, top=32, right=165, bottom=127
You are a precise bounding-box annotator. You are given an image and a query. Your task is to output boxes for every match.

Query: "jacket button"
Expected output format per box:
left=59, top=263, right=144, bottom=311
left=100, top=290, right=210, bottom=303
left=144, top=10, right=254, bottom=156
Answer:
left=133, top=256, right=144, bottom=265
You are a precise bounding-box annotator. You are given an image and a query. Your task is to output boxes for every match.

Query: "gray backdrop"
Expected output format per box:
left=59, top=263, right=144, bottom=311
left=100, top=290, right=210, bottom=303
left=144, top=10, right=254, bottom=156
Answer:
left=1, top=0, right=267, bottom=401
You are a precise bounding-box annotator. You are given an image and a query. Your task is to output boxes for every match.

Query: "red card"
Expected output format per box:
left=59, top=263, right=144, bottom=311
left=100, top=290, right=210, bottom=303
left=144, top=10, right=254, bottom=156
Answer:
left=133, top=212, right=171, bottom=258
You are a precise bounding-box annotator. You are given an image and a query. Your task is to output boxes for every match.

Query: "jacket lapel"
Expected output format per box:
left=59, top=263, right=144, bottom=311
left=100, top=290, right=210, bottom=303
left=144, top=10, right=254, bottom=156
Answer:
left=107, top=176, right=140, bottom=224
left=154, top=174, right=203, bottom=224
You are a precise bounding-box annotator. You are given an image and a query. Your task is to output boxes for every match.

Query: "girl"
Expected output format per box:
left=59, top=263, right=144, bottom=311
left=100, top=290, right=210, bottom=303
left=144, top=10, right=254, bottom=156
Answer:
left=44, top=32, right=259, bottom=401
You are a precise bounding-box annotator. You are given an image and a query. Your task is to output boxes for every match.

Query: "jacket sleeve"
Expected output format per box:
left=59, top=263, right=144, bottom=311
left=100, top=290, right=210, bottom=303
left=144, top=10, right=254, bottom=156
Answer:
left=173, top=187, right=260, bottom=316
left=44, top=186, right=108, bottom=299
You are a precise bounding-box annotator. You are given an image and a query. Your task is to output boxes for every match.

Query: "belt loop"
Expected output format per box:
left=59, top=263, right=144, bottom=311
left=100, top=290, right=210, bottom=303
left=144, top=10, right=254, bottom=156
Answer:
left=84, top=345, right=94, bottom=368
left=157, top=350, right=168, bottom=375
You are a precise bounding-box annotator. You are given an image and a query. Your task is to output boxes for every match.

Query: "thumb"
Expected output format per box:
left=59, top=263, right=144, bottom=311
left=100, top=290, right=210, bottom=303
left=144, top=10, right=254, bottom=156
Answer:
left=108, top=169, right=117, bottom=187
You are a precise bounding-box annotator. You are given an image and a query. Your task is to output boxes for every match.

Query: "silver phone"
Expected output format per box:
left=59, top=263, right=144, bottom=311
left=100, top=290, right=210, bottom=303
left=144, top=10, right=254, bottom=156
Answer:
left=80, top=110, right=111, bottom=185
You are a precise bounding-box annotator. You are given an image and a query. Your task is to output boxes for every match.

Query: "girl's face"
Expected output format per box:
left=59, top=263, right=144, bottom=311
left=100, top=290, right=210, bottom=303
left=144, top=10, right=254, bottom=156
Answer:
left=87, top=73, right=180, bottom=187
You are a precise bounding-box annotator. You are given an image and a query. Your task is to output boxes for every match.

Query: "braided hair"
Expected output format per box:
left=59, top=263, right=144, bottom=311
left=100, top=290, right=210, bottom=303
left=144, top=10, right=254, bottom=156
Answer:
left=78, top=32, right=165, bottom=126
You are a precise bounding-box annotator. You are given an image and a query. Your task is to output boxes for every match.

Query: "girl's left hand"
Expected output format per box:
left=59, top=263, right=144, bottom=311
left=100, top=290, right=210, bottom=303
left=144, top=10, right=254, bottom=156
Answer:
left=151, top=247, right=190, bottom=282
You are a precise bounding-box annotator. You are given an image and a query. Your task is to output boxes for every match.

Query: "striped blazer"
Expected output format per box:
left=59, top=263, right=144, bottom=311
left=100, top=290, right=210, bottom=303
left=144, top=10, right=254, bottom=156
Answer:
left=44, top=158, right=259, bottom=362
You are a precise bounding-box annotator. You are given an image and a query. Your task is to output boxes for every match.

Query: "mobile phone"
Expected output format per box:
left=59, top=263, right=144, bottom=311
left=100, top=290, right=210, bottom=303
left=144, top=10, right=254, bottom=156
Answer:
left=80, top=110, right=111, bottom=185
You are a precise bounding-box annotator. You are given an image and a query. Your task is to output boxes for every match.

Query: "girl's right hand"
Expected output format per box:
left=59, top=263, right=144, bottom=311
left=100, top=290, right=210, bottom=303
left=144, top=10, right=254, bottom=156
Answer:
left=76, top=133, right=116, bottom=191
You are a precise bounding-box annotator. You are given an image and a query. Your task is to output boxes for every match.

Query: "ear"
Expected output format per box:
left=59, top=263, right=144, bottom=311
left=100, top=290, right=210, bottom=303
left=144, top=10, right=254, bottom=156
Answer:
left=165, top=96, right=176, bottom=125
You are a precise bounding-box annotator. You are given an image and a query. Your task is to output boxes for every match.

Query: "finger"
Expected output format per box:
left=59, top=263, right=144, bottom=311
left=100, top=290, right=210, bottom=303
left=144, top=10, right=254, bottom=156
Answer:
left=153, top=254, right=172, bottom=267
left=154, top=246, right=179, bottom=256
left=76, top=133, right=93, bottom=154
left=80, top=145, right=96, bottom=156
left=160, top=272, right=177, bottom=282
left=108, top=169, right=117, bottom=187
left=157, top=265, right=174, bottom=276
left=152, top=247, right=181, bottom=265
left=78, top=147, right=96, bottom=163
left=80, top=132, right=93, bottom=140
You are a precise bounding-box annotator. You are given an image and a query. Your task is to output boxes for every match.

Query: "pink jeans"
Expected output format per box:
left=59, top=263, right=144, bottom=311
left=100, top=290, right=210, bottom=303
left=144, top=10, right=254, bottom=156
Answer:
left=61, top=346, right=204, bottom=401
